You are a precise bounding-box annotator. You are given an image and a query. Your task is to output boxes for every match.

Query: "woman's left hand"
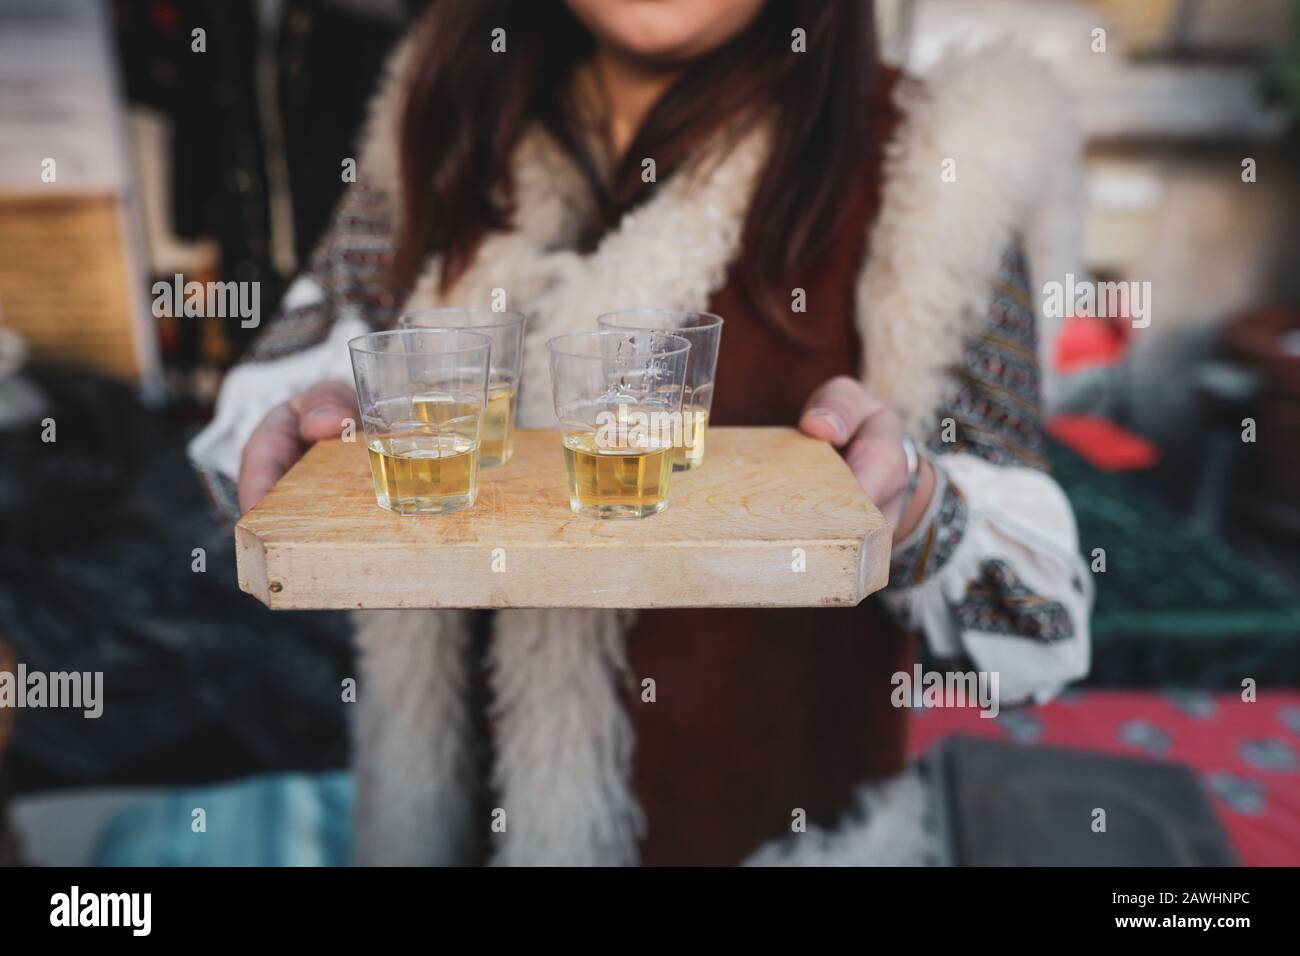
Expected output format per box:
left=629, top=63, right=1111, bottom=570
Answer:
left=798, top=375, right=935, bottom=543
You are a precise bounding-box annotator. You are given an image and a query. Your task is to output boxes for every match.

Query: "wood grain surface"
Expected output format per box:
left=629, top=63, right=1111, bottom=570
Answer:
left=236, top=427, right=890, bottom=609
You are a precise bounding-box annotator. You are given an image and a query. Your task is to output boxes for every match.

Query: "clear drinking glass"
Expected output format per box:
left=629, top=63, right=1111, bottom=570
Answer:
left=547, top=329, right=691, bottom=519
left=348, top=328, right=491, bottom=516
left=399, top=308, right=526, bottom=467
left=597, top=310, right=722, bottom=470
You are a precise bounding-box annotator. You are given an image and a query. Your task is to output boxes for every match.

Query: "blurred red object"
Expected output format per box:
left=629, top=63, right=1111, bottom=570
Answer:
left=1048, top=414, right=1159, bottom=471
left=1053, top=314, right=1129, bottom=373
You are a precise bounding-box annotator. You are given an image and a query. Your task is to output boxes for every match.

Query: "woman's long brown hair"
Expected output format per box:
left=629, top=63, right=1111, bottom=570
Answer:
left=394, top=0, right=878, bottom=336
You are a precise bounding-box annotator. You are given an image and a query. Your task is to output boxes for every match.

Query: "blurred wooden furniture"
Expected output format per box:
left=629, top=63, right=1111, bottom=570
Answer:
left=0, top=193, right=144, bottom=380
left=0, top=0, right=158, bottom=390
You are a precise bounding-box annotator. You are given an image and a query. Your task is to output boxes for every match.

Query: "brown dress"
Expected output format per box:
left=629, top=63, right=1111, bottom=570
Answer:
left=624, top=70, right=912, bottom=866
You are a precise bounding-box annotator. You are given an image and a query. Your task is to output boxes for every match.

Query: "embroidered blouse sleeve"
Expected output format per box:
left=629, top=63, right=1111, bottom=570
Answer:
left=187, top=183, right=400, bottom=519
left=883, top=244, right=1092, bottom=705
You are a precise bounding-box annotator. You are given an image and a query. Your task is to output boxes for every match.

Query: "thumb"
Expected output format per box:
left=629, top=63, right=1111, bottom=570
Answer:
left=798, top=375, right=883, bottom=447
left=290, top=380, right=359, bottom=443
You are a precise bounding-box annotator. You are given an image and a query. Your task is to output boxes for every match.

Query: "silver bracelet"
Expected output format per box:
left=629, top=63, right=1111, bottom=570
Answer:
left=896, top=435, right=924, bottom=521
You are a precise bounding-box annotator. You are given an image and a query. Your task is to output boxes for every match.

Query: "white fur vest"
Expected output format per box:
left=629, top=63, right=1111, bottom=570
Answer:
left=338, top=36, right=1084, bottom=866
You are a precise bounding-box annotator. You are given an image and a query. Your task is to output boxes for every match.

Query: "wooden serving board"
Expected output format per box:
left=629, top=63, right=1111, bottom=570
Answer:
left=235, top=427, right=890, bottom=610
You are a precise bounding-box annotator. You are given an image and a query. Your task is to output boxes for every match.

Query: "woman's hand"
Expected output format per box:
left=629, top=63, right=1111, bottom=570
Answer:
left=798, top=375, right=935, bottom=543
left=238, top=380, right=359, bottom=514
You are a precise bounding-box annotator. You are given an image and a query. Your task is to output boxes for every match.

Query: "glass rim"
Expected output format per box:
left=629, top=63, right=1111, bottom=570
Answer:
left=398, top=307, right=526, bottom=330
left=347, top=327, right=492, bottom=357
left=546, top=329, right=692, bottom=360
left=596, top=308, right=724, bottom=331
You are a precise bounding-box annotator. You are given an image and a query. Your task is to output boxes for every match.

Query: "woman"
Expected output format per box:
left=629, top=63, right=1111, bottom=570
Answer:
left=192, top=0, right=1091, bottom=865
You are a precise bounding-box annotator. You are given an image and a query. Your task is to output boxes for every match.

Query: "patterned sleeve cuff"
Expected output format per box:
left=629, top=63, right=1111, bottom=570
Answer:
left=881, top=452, right=1092, bottom=704
left=888, top=461, right=969, bottom=589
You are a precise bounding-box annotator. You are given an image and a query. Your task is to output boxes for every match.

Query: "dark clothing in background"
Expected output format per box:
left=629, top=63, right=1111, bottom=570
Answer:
left=113, top=0, right=419, bottom=356
left=0, top=369, right=353, bottom=792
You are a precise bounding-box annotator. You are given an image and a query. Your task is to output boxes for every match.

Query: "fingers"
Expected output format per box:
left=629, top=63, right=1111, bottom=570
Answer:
left=843, top=410, right=908, bottom=509
left=238, top=381, right=359, bottom=513
left=798, top=375, right=885, bottom=448
left=238, top=402, right=306, bottom=514
left=290, top=380, right=359, bottom=444
left=797, top=375, right=909, bottom=519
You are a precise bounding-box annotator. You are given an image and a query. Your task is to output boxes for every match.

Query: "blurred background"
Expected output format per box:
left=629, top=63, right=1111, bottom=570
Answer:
left=0, top=0, right=1297, bottom=866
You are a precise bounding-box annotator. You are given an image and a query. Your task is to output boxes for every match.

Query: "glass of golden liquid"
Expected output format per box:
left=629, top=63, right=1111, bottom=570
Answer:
left=399, top=309, right=525, bottom=468
left=348, top=328, right=491, bottom=516
left=547, top=329, right=691, bottom=519
left=597, top=310, right=722, bottom=470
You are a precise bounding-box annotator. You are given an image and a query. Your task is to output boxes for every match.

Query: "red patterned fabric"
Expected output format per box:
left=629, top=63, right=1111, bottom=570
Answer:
left=907, top=690, right=1300, bottom=866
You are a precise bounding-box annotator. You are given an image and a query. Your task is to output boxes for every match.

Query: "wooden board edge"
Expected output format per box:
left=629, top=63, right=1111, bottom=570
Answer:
left=856, top=521, right=893, bottom=604
left=246, top=536, right=885, bottom=610
left=234, top=522, right=271, bottom=607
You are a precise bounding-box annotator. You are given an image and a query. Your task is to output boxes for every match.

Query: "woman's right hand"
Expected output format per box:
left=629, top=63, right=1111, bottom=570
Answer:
left=238, top=380, right=359, bottom=514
